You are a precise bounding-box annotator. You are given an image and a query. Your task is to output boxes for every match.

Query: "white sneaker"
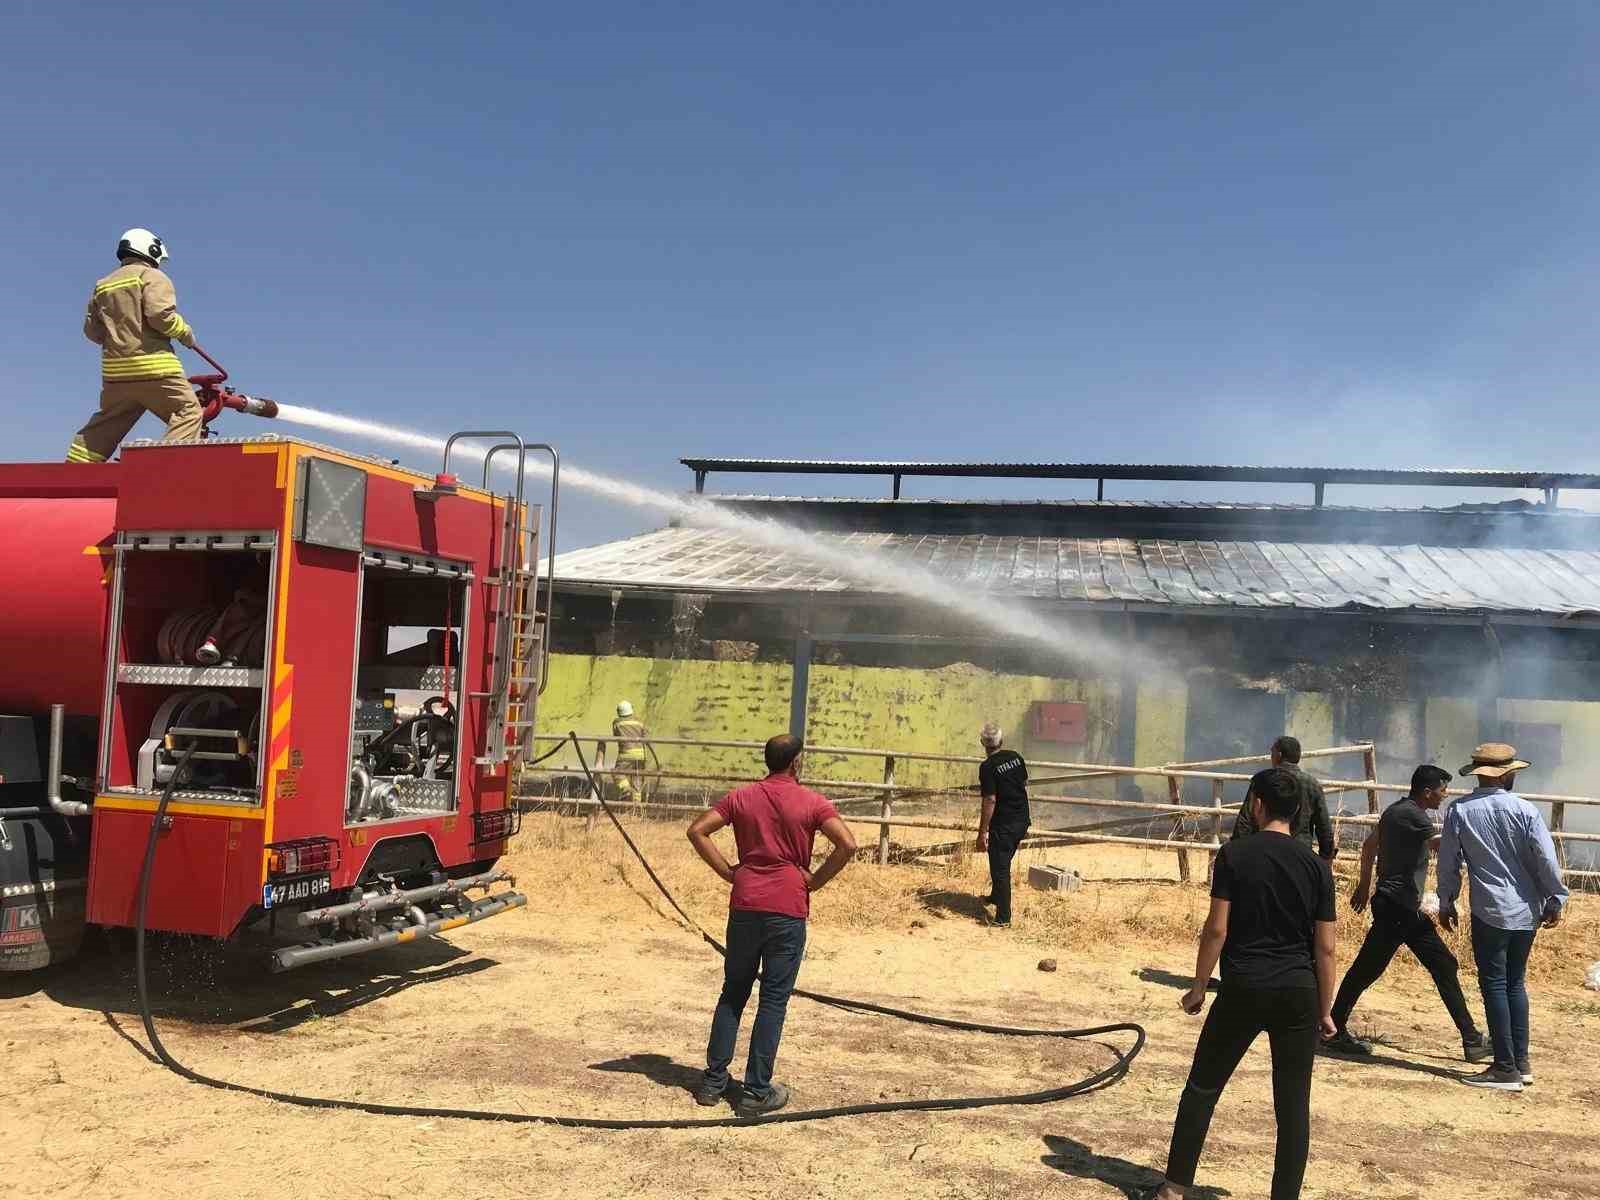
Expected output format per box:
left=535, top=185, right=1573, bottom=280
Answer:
left=1462, top=1066, right=1524, bottom=1092
left=1516, top=1060, right=1533, bottom=1086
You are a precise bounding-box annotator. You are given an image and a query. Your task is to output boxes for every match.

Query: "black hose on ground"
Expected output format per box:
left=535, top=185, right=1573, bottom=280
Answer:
left=133, top=734, right=1145, bottom=1127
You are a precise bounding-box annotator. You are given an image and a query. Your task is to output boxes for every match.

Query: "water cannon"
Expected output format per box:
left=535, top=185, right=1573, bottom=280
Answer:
left=188, top=344, right=279, bottom=434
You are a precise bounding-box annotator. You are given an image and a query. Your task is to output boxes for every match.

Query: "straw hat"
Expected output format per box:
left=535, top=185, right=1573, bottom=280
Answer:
left=1459, top=742, right=1531, bottom=778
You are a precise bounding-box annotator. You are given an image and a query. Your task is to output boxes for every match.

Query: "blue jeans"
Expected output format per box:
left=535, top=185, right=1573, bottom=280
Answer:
left=1471, top=916, right=1537, bottom=1070
left=704, top=910, right=807, bottom=1099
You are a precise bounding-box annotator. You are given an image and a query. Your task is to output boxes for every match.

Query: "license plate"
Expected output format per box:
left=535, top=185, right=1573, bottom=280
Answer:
left=263, top=873, right=333, bottom=909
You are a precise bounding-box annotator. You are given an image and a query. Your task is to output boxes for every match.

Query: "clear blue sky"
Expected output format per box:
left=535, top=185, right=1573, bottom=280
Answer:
left=10, top=2, right=1600, bottom=547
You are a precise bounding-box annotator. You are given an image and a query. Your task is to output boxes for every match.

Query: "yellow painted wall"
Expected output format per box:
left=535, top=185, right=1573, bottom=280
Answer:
left=539, top=654, right=1600, bottom=843
left=1424, top=698, right=1478, bottom=771
left=1286, top=692, right=1335, bottom=753
left=1497, top=699, right=1600, bottom=821
left=538, top=653, right=1120, bottom=791
left=537, top=654, right=791, bottom=778
left=1134, top=682, right=1187, bottom=767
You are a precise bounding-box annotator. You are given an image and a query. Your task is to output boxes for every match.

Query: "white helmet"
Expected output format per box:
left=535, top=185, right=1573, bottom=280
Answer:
left=117, top=228, right=168, bottom=266
left=616, top=700, right=634, bottom=718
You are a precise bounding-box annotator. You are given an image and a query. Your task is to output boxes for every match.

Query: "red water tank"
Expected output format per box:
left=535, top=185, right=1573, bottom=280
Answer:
left=0, top=466, right=119, bottom=717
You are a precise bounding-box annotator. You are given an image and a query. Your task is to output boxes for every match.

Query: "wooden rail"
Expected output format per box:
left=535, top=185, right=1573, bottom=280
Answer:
left=528, top=732, right=1598, bottom=882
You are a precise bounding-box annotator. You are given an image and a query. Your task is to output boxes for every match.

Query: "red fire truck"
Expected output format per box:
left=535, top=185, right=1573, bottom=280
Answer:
left=0, top=428, right=555, bottom=973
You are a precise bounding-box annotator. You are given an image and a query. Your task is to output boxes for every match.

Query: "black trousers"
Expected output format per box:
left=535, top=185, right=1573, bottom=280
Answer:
left=1165, top=985, right=1319, bottom=1200
left=1330, top=894, right=1480, bottom=1042
left=987, top=819, right=1028, bottom=922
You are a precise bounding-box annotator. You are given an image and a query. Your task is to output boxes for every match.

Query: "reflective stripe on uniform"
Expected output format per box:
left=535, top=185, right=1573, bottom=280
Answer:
left=102, top=351, right=184, bottom=378
left=65, top=441, right=107, bottom=463
left=94, top=276, right=143, bottom=295
left=164, top=314, right=191, bottom=340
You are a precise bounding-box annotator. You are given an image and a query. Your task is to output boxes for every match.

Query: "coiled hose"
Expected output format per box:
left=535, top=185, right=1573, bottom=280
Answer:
left=134, top=735, right=1145, bottom=1127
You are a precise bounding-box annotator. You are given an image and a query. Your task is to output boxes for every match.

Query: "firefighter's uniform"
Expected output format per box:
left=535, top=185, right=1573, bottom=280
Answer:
left=605, top=716, right=651, bottom=803
left=68, top=262, right=202, bottom=463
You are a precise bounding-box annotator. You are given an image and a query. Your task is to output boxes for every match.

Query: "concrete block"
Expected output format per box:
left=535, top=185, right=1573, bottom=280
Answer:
left=1028, top=864, right=1083, bottom=894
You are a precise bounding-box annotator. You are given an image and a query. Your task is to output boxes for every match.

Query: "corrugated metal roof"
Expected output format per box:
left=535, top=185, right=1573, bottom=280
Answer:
left=554, top=526, right=1600, bottom=619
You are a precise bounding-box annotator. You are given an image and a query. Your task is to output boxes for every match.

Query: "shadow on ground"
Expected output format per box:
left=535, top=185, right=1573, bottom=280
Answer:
left=1041, top=1135, right=1230, bottom=1198
left=915, top=888, right=989, bottom=921
left=1316, top=1046, right=1466, bottom=1082
left=4, top=928, right=502, bottom=1029
left=590, top=1052, right=704, bottom=1094
left=1138, top=968, right=1219, bottom=991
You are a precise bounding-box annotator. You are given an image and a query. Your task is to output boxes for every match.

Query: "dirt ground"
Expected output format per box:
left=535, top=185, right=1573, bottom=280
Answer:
left=4, top=815, right=1598, bottom=1200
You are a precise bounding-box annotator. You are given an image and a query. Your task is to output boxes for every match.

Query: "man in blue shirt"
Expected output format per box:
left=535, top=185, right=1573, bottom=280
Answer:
left=1438, top=743, right=1568, bottom=1092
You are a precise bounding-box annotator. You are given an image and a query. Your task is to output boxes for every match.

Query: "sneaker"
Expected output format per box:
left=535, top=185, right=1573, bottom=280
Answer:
left=1320, top=1029, right=1372, bottom=1056
left=991, top=918, right=1012, bottom=928
left=1461, top=1066, right=1524, bottom=1092
left=1516, top=1060, right=1533, bottom=1086
left=1463, top=1034, right=1493, bottom=1064
left=694, top=1076, right=727, bottom=1107
left=736, top=1081, right=791, bottom=1117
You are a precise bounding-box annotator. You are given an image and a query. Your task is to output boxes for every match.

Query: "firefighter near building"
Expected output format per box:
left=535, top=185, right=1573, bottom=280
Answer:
left=0, top=418, right=554, bottom=975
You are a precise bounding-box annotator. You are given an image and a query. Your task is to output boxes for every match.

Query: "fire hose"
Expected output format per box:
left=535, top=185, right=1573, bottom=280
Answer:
left=134, top=736, right=1146, bottom=1127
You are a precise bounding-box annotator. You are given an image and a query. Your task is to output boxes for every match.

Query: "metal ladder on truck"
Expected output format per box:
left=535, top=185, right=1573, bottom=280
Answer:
left=434, top=433, right=559, bottom=770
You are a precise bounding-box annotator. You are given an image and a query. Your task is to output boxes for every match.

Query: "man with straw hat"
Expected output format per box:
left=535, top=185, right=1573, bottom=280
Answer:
left=1437, top=743, right=1568, bottom=1092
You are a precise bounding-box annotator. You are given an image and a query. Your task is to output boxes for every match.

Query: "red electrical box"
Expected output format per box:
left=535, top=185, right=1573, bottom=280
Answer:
left=1030, top=700, right=1087, bottom=744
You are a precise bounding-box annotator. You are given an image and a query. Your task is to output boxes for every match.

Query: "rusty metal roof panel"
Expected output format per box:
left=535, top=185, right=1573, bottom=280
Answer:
left=555, top=527, right=1600, bottom=619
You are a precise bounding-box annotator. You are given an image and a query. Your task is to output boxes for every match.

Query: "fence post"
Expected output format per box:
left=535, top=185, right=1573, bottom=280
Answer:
left=1164, top=771, right=1192, bottom=883
left=1362, top=745, right=1379, bottom=815
left=1551, top=801, right=1567, bottom=868
left=1209, top=777, right=1226, bottom=875
left=878, top=753, right=895, bottom=866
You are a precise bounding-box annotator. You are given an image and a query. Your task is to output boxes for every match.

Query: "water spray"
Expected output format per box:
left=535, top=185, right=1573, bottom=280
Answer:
left=270, top=403, right=1148, bottom=673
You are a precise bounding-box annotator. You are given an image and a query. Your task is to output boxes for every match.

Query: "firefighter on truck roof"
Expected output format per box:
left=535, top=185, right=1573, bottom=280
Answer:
left=67, top=228, right=203, bottom=464
left=597, top=700, right=654, bottom=804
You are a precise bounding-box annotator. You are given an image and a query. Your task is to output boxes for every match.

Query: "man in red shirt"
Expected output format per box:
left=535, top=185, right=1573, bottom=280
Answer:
left=687, top=733, right=857, bottom=1116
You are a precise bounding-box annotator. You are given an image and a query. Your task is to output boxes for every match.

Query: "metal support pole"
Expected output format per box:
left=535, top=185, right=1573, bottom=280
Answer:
left=877, top=754, right=895, bottom=865
left=892, top=473, right=902, bottom=500
left=789, top=634, right=812, bottom=740
left=1314, top=481, right=1326, bottom=507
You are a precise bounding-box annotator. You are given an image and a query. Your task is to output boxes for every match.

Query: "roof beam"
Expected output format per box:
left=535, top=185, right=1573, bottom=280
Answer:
left=679, top=458, right=1600, bottom=492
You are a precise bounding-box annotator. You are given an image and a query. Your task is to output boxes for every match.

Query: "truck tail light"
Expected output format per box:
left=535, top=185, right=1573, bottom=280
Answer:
left=267, top=837, right=341, bottom=877
left=471, top=809, right=520, bottom=844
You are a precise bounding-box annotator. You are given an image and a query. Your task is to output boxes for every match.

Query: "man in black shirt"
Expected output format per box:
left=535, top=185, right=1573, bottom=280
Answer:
left=1230, top=736, right=1336, bottom=860
left=1322, top=765, right=1491, bottom=1061
left=976, top=722, right=1029, bottom=928
left=1154, top=767, right=1336, bottom=1200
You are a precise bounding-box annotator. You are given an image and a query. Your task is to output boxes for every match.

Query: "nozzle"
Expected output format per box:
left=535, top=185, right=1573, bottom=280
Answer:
left=218, top=390, right=278, bottom=419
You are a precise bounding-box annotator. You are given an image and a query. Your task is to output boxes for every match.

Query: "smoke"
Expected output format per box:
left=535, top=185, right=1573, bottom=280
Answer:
left=272, top=403, right=1160, bottom=678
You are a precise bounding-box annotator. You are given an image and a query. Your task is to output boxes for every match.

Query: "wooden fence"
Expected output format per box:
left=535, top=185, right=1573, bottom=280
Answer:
left=523, top=732, right=1600, bottom=886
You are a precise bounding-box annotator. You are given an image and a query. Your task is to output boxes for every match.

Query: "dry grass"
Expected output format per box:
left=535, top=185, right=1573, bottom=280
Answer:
left=505, top=810, right=1599, bottom=989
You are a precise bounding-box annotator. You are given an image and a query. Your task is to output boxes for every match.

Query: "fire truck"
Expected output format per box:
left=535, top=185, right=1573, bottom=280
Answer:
left=0, top=422, right=555, bottom=973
